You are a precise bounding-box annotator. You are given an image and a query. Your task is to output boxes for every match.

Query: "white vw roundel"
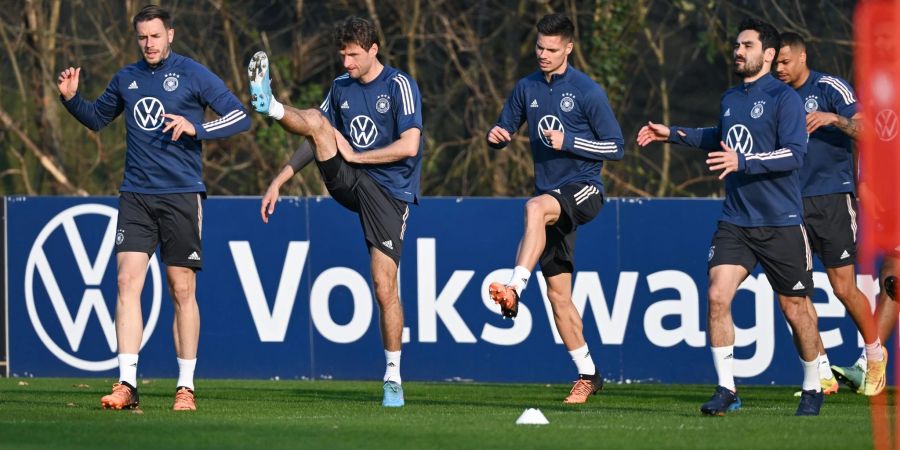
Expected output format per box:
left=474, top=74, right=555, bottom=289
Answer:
left=133, top=97, right=166, bottom=131
left=538, top=115, right=564, bottom=147
left=350, top=115, right=379, bottom=148
left=726, top=124, right=754, bottom=155
left=876, top=109, right=898, bottom=142
left=25, top=204, right=162, bottom=371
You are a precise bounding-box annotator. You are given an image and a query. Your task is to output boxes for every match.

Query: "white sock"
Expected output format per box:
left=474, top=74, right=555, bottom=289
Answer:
left=268, top=97, right=285, bottom=120
left=384, top=350, right=401, bottom=383
left=802, top=356, right=822, bottom=392
left=118, top=353, right=139, bottom=388
left=507, top=266, right=531, bottom=297
left=176, top=358, right=197, bottom=390
left=865, top=339, right=884, bottom=362
left=568, top=345, right=596, bottom=376
left=818, top=353, right=833, bottom=380
left=711, top=346, right=735, bottom=391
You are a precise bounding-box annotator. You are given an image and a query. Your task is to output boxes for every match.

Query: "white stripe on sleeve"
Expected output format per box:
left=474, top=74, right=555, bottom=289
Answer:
left=392, top=74, right=414, bottom=115
left=202, top=110, right=246, bottom=132
left=573, top=136, right=619, bottom=153
left=819, top=76, right=856, bottom=105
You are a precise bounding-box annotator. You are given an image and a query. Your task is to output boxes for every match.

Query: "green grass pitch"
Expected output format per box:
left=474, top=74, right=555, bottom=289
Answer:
left=0, top=378, right=885, bottom=449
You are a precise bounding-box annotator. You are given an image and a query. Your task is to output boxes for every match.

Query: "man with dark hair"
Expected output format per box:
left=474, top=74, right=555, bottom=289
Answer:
left=638, top=18, right=825, bottom=415
left=57, top=4, right=250, bottom=410
left=775, top=32, right=887, bottom=396
left=250, top=16, right=422, bottom=407
left=486, top=12, right=624, bottom=404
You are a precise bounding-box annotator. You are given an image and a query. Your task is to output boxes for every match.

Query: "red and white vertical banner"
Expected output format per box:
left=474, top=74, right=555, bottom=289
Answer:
left=855, top=2, right=898, bottom=450
left=857, top=0, right=900, bottom=266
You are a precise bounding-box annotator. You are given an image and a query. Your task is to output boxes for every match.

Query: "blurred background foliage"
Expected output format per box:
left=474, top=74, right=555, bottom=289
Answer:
left=0, top=0, right=855, bottom=197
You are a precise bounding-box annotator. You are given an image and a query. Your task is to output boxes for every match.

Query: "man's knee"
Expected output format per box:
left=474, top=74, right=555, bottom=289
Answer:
left=707, top=285, right=734, bottom=315
left=372, top=264, right=399, bottom=307
left=524, top=196, right=556, bottom=225
left=299, top=109, right=330, bottom=139
left=828, top=267, right=859, bottom=301
left=547, top=291, right=571, bottom=309
left=373, top=279, right=398, bottom=307
left=166, top=268, right=197, bottom=306
left=831, top=279, right=856, bottom=302
left=168, top=281, right=195, bottom=306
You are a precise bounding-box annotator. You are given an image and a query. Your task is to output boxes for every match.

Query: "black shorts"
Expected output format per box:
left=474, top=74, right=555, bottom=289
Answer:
left=317, top=154, right=409, bottom=265
left=116, top=192, right=204, bottom=269
left=539, top=182, right=604, bottom=277
left=708, top=221, right=812, bottom=297
left=804, top=193, right=858, bottom=268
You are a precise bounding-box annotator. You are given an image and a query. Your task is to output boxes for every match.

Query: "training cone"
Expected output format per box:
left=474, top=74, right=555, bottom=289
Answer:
left=515, top=408, right=549, bottom=425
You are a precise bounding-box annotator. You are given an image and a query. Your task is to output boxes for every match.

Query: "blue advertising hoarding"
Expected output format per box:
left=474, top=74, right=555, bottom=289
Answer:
left=3, top=196, right=882, bottom=385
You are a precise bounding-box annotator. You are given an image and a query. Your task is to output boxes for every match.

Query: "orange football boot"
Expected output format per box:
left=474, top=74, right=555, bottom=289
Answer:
left=564, top=373, right=604, bottom=404
left=488, top=282, right=519, bottom=318
left=100, top=382, right=139, bottom=410
left=172, top=387, right=196, bottom=411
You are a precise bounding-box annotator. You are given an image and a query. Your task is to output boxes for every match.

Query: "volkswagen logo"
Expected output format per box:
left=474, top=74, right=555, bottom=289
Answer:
left=24, top=204, right=162, bottom=371
left=876, top=109, right=898, bottom=142
left=133, top=97, right=166, bottom=131
left=349, top=115, right=379, bottom=148
left=725, top=124, right=754, bottom=155
left=537, top=115, right=564, bottom=148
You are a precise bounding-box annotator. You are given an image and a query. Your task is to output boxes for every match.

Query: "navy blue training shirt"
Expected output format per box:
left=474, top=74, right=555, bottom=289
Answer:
left=793, top=70, right=858, bottom=197
left=489, top=66, right=624, bottom=195
left=668, top=73, right=808, bottom=227
left=62, top=52, right=250, bottom=194
left=320, top=65, right=424, bottom=204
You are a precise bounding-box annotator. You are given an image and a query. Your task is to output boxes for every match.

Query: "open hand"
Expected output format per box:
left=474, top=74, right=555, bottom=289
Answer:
left=162, top=114, right=197, bottom=141
left=57, top=67, right=81, bottom=101
left=706, top=141, right=739, bottom=180
left=636, top=121, right=670, bottom=147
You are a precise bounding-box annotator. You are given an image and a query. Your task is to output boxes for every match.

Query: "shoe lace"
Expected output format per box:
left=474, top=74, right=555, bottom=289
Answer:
left=708, top=389, right=730, bottom=404
left=175, top=388, right=194, bottom=404
left=569, top=379, right=594, bottom=398
left=865, top=361, right=884, bottom=384
left=111, top=383, right=132, bottom=398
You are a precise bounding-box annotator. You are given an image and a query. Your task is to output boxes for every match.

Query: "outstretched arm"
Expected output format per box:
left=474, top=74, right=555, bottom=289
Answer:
left=638, top=121, right=721, bottom=151
left=666, top=125, right=721, bottom=151
left=58, top=66, right=124, bottom=131
left=260, top=139, right=316, bottom=223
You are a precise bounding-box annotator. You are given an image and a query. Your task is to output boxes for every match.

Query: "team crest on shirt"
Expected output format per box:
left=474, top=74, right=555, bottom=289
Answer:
left=804, top=96, right=819, bottom=113
left=163, top=73, right=180, bottom=92
left=375, top=94, right=391, bottom=114
left=708, top=245, right=715, bottom=262
left=750, top=101, right=765, bottom=119
left=116, top=229, right=125, bottom=245
left=560, top=93, right=576, bottom=112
